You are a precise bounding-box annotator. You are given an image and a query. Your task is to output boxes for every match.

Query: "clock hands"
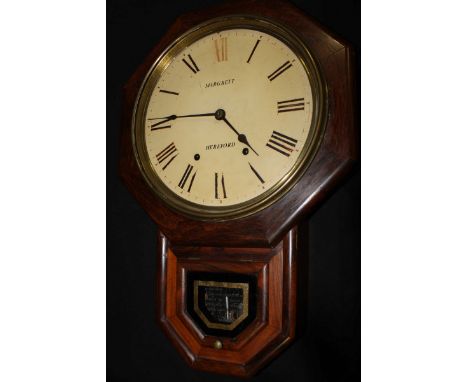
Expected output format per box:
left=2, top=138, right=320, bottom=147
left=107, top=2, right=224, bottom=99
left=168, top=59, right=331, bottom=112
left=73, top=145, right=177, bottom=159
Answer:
left=149, top=109, right=259, bottom=156
left=148, top=112, right=217, bottom=128
left=214, top=109, right=259, bottom=156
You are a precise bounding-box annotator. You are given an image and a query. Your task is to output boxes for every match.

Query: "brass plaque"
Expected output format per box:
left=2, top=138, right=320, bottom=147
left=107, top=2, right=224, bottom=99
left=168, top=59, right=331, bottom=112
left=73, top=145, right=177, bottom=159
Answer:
left=193, top=280, right=249, bottom=331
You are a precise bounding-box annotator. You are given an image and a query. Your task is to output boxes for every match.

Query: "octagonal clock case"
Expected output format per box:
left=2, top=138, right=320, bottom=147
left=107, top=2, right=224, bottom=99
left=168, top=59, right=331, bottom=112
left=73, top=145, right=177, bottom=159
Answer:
left=120, top=0, right=355, bottom=377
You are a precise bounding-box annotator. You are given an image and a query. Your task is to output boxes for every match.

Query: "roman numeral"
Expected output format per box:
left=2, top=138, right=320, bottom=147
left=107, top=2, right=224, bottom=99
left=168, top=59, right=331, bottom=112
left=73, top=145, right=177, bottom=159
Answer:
left=156, top=142, right=178, bottom=170
left=182, top=54, right=200, bottom=74
left=249, top=163, right=265, bottom=184
left=215, top=172, right=227, bottom=199
left=148, top=116, right=172, bottom=131
left=277, top=98, right=305, bottom=113
left=266, top=131, right=298, bottom=157
left=178, top=164, right=196, bottom=192
left=214, top=37, right=228, bottom=62
left=150, top=123, right=171, bottom=131
left=268, top=61, right=292, bottom=81
left=247, top=39, right=260, bottom=63
left=159, top=89, right=179, bottom=96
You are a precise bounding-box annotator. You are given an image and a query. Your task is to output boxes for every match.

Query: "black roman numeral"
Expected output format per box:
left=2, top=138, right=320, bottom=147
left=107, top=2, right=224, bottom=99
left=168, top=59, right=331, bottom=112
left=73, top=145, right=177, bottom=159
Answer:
left=215, top=172, right=227, bottom=199
left=249, top=163, right=265, bottom=184
left=156, top=142, right=178, bottom=170
left=247, top=39, right=260, bottom=63
left=182, top=54, right=200, bottom=74
left=149, top=117, right=172, bottom=131
left=277, top=98, right=305, bottom=113
left=150, top=123, right=171, bottom=131
left=268, top=61, right=293, bottom=81
left=266, top=131, right=298, bottom=157
left=178, top=164, right=196, bottom=192
left=159, top=89, right=179, bottom=96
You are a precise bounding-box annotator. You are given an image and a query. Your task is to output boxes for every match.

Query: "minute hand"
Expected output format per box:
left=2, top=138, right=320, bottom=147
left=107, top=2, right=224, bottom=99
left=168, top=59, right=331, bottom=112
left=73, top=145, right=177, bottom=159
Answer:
left=148, top=112, right=216, bottom=128
left=221, top=117, right=259, bottom=156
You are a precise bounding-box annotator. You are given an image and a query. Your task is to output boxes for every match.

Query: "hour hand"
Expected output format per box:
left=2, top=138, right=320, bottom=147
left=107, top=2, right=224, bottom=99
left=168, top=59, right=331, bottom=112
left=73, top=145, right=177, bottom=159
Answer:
left=221, top=116, right=259, bottom=156
left=237, top=134, right=259, bottom=156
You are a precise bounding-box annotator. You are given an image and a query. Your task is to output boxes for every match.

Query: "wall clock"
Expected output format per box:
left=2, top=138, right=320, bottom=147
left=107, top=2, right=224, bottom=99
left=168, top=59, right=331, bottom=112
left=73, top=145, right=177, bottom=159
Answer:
left=120, top=0, right=355, bottom=377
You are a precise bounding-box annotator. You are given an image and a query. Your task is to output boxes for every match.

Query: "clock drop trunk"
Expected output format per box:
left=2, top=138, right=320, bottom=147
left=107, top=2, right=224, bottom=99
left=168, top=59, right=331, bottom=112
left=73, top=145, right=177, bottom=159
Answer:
left=155, top=226, right=308, bottom=377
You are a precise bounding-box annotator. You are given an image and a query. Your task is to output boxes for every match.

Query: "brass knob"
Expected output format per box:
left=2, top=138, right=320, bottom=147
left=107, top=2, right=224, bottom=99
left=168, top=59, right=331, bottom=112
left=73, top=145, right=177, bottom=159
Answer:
left=213, top=340, right=222, bottom=349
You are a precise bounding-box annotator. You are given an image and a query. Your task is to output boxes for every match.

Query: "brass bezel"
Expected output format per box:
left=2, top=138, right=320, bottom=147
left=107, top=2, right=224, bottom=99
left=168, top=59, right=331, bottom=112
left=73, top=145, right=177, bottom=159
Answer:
left=193, top=280, right=249, bottom=331
left=132, top=15, right=328, bottom=221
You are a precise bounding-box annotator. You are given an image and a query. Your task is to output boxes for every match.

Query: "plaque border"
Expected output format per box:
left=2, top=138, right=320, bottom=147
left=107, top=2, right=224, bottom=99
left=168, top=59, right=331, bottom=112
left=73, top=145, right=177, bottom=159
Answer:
left=193, top=281, right=249, bottom=330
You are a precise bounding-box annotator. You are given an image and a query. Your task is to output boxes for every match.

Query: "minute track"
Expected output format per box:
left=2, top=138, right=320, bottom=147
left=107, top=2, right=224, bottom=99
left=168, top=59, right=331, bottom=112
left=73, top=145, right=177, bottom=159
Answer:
left=139, top=26, right=316, bottom=209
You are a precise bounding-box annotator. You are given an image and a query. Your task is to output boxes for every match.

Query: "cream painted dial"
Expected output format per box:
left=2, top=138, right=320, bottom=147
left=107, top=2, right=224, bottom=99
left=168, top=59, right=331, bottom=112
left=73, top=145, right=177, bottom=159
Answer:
left=134, top=18, right=326, bottom=219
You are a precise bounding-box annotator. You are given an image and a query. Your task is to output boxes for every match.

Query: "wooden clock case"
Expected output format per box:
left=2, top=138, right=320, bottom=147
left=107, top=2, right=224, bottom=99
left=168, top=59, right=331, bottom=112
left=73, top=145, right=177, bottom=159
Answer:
left=119, top=0, right=355, bottom=377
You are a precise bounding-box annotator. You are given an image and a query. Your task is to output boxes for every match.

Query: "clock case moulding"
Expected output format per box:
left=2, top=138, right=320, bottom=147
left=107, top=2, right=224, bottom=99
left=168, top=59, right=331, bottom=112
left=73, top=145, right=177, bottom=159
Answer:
left=119, top=0, right=356, bottom=377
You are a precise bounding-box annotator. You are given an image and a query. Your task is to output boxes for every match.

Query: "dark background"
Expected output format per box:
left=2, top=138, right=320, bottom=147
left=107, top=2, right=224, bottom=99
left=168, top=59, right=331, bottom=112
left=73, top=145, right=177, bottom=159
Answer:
left=107, top=1, right=360, bottom=381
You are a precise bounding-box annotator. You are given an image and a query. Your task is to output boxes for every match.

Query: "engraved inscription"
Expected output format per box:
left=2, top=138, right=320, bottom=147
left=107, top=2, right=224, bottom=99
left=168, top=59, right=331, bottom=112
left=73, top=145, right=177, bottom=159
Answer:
left=191, top=278, right=252, bottom=333
left=205, top=78, right=235, bottom=88
left=202, top=286, right=244, bottom=324
left=206, top=142, right=236, bottom=151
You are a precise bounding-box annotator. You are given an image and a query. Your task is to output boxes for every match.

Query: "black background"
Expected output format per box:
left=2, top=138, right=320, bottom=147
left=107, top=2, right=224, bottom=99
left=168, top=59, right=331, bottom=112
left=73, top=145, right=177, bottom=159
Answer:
left=107, top=1, right=360, bottom=381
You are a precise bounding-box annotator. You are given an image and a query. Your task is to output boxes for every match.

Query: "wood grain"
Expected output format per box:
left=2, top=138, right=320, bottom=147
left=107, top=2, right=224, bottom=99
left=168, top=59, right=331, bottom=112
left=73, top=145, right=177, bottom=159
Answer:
left=156, top=227, right=298, bottom=377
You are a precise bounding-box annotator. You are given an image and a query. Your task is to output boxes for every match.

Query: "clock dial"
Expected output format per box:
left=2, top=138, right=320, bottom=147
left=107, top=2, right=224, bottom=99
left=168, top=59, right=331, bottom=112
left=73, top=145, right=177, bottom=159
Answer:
left=134, top=18, right=326, bottom=218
